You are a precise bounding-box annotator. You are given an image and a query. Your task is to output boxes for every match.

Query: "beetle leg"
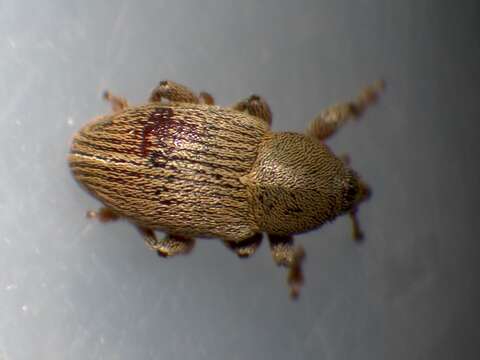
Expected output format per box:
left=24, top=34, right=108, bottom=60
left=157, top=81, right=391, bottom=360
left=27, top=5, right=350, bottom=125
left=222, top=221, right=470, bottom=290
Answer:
left=199, top=91, right=215, bottom=105
left=103, top=90, right=129, bottom=113
left=231, top=95, right=272, bottom=126
left=224, top=233, right=262, bottom=258
left=149, top=80, right=202, bottom=104
left=139, top=227, right=195, bottom=257
left=86, top=207, right=119, bottom=222
left=306, top=80, right=385, bottom=141
left=268, top=235, right=305, bottom=299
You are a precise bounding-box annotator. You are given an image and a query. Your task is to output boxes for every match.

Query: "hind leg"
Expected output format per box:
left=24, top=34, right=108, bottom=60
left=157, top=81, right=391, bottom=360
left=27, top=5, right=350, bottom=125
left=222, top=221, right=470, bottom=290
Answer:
left=268, top=235, right=306, bottom=299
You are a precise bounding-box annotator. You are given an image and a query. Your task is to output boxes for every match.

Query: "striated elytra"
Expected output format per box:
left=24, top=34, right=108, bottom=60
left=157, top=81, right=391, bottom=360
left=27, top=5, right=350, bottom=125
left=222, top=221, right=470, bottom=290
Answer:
left=69, top=79, right=384, bottom=298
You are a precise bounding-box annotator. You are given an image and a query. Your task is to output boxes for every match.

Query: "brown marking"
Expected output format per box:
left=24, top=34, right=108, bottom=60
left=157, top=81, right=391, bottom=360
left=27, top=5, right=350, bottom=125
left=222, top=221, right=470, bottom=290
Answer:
left=140, top=108, right=201, bottom=161
left=141, top=108, right=173, bottom=156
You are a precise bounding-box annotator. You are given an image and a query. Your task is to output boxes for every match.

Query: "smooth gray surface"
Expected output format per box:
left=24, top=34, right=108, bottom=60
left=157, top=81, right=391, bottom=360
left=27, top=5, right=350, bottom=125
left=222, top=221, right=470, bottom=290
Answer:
left=1, top=1, right=479, bottom=359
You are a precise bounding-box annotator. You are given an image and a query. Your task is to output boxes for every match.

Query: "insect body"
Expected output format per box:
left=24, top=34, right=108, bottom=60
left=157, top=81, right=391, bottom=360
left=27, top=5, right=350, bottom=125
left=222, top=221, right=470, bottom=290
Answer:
left=69, top=80, right=384, bottom=297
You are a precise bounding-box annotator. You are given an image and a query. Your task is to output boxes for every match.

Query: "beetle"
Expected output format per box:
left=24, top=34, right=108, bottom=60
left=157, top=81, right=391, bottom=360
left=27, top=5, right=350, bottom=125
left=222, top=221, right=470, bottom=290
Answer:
left=69, top=79, right=384, bottom=298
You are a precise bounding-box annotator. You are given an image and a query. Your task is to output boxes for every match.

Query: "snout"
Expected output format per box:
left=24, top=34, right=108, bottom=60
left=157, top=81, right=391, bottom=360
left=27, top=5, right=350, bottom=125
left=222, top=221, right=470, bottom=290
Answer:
left=357, top=179, right=371, bottom=203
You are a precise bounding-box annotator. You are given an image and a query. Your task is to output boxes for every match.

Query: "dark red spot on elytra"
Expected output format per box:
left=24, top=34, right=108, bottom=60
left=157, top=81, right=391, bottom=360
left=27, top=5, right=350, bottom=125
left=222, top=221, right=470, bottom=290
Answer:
left=141, top=108, right=174, bottom=156
left=140, top=107, right=199, bottom=159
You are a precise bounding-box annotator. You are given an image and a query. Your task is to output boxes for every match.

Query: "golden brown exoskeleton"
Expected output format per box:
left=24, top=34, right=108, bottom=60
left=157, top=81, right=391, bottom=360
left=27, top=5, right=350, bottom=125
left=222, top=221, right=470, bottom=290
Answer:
left=69, top=80, right=384, bottom=298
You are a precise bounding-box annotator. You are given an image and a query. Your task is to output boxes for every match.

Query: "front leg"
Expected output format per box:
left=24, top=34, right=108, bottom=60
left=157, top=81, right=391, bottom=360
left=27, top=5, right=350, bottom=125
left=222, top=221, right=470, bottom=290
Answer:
left=268, top=234, right=306, bottom=299
left=139, top=227, right=195, bottom=257
left=306, top=80, right=385, bottom=141
left=149, top=80, right=215, bottom=105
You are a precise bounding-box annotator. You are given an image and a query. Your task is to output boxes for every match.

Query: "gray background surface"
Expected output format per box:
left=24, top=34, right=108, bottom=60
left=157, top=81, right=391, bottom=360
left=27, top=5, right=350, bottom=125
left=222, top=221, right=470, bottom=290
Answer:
left=1, top=1, right=479, bottom=359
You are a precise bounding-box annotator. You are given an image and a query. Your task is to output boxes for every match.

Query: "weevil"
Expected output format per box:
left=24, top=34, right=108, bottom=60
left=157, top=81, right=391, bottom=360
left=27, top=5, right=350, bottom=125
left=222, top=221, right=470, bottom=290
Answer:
left=69, top=79, right=384, bottom=298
